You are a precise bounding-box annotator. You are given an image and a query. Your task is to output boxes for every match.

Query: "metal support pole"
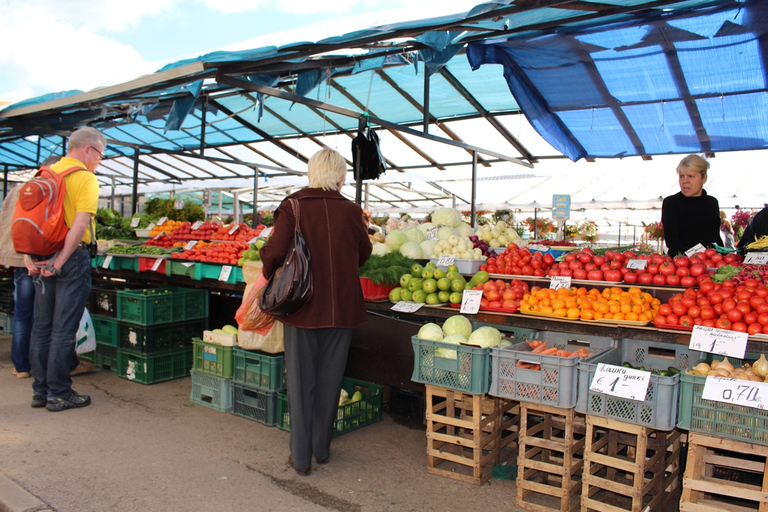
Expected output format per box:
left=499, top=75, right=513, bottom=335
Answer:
left=131, top=150, right=139, bottom=215
left=3, top=166, right=8, bottom=199
left=364, top=183, right=370, bottom=211
left=234, top=191, right=240, bottom=224
left=534, top=208, right=538, bottom=240
left=253, top=171, right=258, bottom=226
left=423, top=68, right=430, bottom=135
left=200, top=95, right=207, bottom=156
left=618, top=223, right=622, bottom=247
left=111, top=177, right=116, bottom=211
left=471, top=151, right=477, bottom=228
left=36, top=137, right=41, bottom=165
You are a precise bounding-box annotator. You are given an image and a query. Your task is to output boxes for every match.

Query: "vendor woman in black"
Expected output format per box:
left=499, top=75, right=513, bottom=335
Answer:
left=661, top=154, right=722, bottom=257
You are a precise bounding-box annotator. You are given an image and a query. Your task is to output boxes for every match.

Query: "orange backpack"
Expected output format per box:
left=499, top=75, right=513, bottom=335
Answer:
left=11, top=165, right=86, bottom=259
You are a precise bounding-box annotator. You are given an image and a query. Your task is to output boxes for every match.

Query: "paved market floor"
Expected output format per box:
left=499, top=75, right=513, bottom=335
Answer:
left=0, top=334, right=529, bottom=512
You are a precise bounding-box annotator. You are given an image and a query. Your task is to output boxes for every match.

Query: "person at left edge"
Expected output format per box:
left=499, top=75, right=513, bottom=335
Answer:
left=25, top=126, right=103, bottom=412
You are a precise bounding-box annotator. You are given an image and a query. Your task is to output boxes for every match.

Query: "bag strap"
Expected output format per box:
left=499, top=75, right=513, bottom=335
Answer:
left=289, top=198, right=301, bottom=233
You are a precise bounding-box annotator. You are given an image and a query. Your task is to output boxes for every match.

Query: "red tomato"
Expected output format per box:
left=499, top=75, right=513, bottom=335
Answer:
left=659, top=304, right=673, bottom=316
left=748, top=323, right=763, bottom=336
left=638, top=273, right=654, bottom=285
left=679, top=315, right=694, bottom=326
left=758, top=313, right=768, bottom=326
left=604, top=270, right=622, bottom=282
left=623, top=272, right=638, bottom=284
left=700, top=307, right=716, bottom=320
left=653, top=274, right=667, bottom=285
left=654, top=314, right=667, bottom=325
left=666, top=314, right=680, bottom=325
left=687, top=305, right=701, bottom=318
left=732, top=322, right=748, bottom=333
left=681, top=276, right=697, bottom=288
left=726, top=308, right=743, bottom=323
left=715, top=317, right=732, bottom=330
left=666, top=274, right=681, bottom=286
left=672, top=303, right=688, bottom=317
left=702, top=319, right=716, bottom=327
left=722, top=299, right=737, bottom=312
left=736, top=302, right=752, bottom=316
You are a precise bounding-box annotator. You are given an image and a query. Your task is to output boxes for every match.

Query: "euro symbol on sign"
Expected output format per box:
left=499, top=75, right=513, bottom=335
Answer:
left=596, top=377, right=604, bottom=385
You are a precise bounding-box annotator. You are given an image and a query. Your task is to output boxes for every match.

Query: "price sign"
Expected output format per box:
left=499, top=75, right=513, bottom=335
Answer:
left=219, top=265, right=232, bottom=282
left=426, top=226, right=439, bottom=241
left=158, top=217, right=168, bottom=226
left=130, top=217, right=140, bottom=228
left=589, top=363, right=651, bottom=401
left=151, top=258, right=163, bottom=271
left=552, top=194, right=571, bottom=220
left=228, top=224, right=240, bottom=235
left=247, top=237, right=259, bottom=245
left=689, top=325, right=748, bottom=359
left=437, top=254, right=456, bottom=267
left=744, top=252, right=768, bottom=265
left=702, top=377, right=768, bottom=410
left=550, top=275, right=571, bottom=290
left=153, top=230, right=166, bottom=240
left=391, top=301, right=425, bottom=312
left=147, top=223, right=156, bottom=231
left=174, top=199, right=184, bottom=209
left=259, top=227, right=273, bottom=238
left=528, top=244, right=548, bottom=252
left=685, top=243, right=706, bottom=257
left=182, top=262, right=195, bottom=268
left=184, top=240, right=198, bottom=250
left=460, top=290, right=482, bottom=314
left=626, top=259, right=647, bottom=270
left=191, top=221, right=203, bottom=230
left=102, top=255, right=113, bottom=269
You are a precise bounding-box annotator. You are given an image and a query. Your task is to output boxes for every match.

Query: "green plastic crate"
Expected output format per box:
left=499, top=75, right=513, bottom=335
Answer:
left=165, top=260, right=196, bottom=279
left=92, top=314, right=119, bottom=346
left=189, top=369, right=233, bottom=412
left=233, top=347, right=285, bottom=391
left=117, top=319, right=206, bottom=354
left=193, top=263, right=244, bottom=284
left=0, top=312, right=12, bottom=335
left=116, top=348, right=193, bottom=384
left=232, top=383, right=278, bottom=426
left=277, top=377, right=384, bottom=437
left=95, top=342, right=118, bottom=374
left=193, top=338, right=234, bottom=378
left=78, top=350, right=95, bottom=362
left=117, top=287, right=208, bottom=325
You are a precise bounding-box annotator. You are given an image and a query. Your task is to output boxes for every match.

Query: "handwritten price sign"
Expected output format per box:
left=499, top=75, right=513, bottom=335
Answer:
left=702, top=376, right=768, bottom=410
left=549, top=275, right=571, bottom=290
left=460, top=290, right=482, bottom=314
left=589, top=363, right=651, bottom=401
left=689, top=325, right=748, bottom=359
left=391, top=301, right=424, bottom=313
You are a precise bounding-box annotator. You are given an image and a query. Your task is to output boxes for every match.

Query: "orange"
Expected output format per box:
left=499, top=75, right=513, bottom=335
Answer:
left=565, top=299, right=579, bottom=309
left=593, top=311, right=604, bottom=320
left=620, top=303, right=632, bottom=314
left=552, top=298, right=566, bottom=310
left=631, top=304, right=643, bottom=315
left=596, top=302, right=609, bottom=314
left=540, top=306, right=554, bottom=314
left=580, top=309, right=595, bottom=320
left=613, top=312, right=626, bottom=321
left=566, top=308, right=580, bottom=319
left=554, top=308, right=568, bottom=318
left=625, top=312, right=639, bottom=321
left=638, top=312, right=650, bottom=322
left=609, top=303, right=621, bottom=314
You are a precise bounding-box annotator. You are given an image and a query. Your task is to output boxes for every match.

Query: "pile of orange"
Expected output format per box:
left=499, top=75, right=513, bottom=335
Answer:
left=519, top=286, right=660, bottom=321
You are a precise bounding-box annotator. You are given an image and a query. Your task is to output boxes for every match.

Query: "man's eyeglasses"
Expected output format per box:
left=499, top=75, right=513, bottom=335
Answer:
left=89, top=146, right=105, bottom=159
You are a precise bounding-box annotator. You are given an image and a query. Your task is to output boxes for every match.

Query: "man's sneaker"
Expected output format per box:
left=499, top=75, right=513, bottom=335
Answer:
left=70, top=360, right=96, bottom=376
left=46, top=391, right=91, bottom=412
left=31, top=394, right=47, bottom=408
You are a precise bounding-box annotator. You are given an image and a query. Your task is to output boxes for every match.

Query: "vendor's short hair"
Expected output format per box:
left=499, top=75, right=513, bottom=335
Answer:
left=308, top=148, right=347, bottom=191
left=676, top=154, right=709, bottom=177
left=68, top=126, right=106, bottom=153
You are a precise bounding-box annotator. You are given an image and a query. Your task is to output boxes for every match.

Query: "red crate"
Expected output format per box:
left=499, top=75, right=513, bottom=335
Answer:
left=359, top=277, right=396, bottom=301
left=138, top=257, right=167, bottom=274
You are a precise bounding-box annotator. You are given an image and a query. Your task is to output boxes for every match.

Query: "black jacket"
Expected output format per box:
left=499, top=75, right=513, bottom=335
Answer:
left=661, top=190, right=722, bottom=256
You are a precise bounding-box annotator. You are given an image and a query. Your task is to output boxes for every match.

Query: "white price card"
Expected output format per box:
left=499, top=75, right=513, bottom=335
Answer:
left=744, top=252, right=768, bottom=265
left=589, top=363, right=651, bottom=401
left=147, top=223, right=156, bottom=231
left=437, top=254, right=456, bottom=267
left=174, top=199, right=184, bottom=209
left=702, top=376, right=768, bottom=410
left=689, top=325, right=748, bottom=359
left=528, top=244, right=548, bottom=252
left=184, top=240, right=198, bottom=250
left=130, top=217, right=141, bottom=228
left=626, top=259, right=647, bottom=270
left=158, top=217, right=168, bottom=226
left=259, top=227, right=273, bottom=238
left=228, top=224, right=240, bottom=235
left=102, top=255, right=113, bottom=269
left=182, top=262, right=195, bottom=268
left=219, top=265, right=232, bottom=282
left=151, top=258, right=163, bottom=271
left=191, top=221, right=203, bottom=230
left=460, top=290, right=482, bottom=314
left=426, top=226, right=439, bottom=241
left=247, top=237, right=259, bottom=245
left=391, top=301, right=425, bottom=313
left=685, top=243, right=706, bottom=257
left=153, top=230, right=166, bottom=240
left=550, top=275, right=571, bottom=290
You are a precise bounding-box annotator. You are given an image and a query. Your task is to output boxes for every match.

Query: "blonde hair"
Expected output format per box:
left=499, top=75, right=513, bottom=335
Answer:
left=676, top=154, right=709, bottom=177
left=308, top=148, right=347, bottom=191
left=68, top=126, right=106, bottom=153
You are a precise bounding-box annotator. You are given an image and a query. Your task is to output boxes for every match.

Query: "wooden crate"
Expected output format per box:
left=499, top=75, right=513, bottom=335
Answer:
left=516, top=402, right=586, bottom=512
left=681, top=432, right=768, bottom=512
left=425, top=385, right=519, bottom=485
left=582, top=416, right=682, bottom=512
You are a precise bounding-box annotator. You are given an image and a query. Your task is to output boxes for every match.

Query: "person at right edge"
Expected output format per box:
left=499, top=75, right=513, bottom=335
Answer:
left=25, top=126, right=103, bottom=412
left=661, top=154, right=722, bottom=257
left=737, top=206, right=768, bottom=255
left=259, top=148, right=372, bottom=476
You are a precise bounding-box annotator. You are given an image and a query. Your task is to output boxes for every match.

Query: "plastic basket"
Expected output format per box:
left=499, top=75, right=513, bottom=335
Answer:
left=95, top=342, right=118, bottom=373
left=193, top=263, right=243, bottom=284
left=116, top=348, right=193, bottom=384
left=233, top=348, right=285, bottom=391
left=89, top=284, right=127, bottom=318
left=489, top=331, right=615, bottom=408
left=232, top=383, right=278, bottom=426
left=189, top=369, right=233, bottom=412
left=91, top=314, right=119, bottom=347
left=192, top=337, right=234, bottom=378
left=359, top=277, right=396, bottom=301
left=411, top=322, right=537, bottom=395
left=0, top=312, right=12, bottom=335
left=165, top=260, right=196, bottom=279
left=138, top=257, right=167, bottom=274
left=117, top=287, right=208, bottom=325
left=117, top=319, right=206, bottom=354
left=277, top=377, right=384, bottom=437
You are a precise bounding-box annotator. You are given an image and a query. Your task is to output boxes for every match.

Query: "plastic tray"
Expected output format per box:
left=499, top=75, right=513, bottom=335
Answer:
left=233, top=348, right=285, bottom=391
left=359, top=277, right=397, bottom=301
left=192, top=337, right=234, bottom=378
left=429, top=258, right=483, bottom=275
left=652, top=321, right=693, bottom=331
left=489, top=331, right=615, bottom=408
left=116, top=347, right=193, bottom=384
left=117, top=287, right=208, bottom=325
left=189, top=369, right=233, bottom=412
left=232, top=383, right=278, bottom=426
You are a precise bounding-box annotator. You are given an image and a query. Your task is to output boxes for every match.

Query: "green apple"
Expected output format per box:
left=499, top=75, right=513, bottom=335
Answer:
left=432, top=268, right=446, bottom=279
left=449, top=292, right=463, bottom=304
left=411, top=264, right=424, bottom=277
left=426, top=293, right=440, bottom=305
left=421, top=267, right=434, bottom=279
left=446, top=271, right=463, bottom=282
left=437, top=290, right=451, bottom=303
left=447, top=264, right=459, bottom=274
left=400, top=289, right=413, bottom=302
left=255, top=239, right=266, bottom=249
left=400, top=274, right=413, bottom=287
left=408, top=277, right=423, bottom=291
left=450, top=279, right=466, bottom=293
left=411, top=290, right=427, bottom=303
left=422, top=278, right=437, bottom=293
left=436, top=277, right=451, bottom=291
left=388, top=287, right=402, bottom=303
left=425, top=261, right=437, bottom=269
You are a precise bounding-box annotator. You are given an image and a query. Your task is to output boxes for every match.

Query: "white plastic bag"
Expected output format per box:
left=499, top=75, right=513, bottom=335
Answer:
left=76, top=308, right=96, bottom=354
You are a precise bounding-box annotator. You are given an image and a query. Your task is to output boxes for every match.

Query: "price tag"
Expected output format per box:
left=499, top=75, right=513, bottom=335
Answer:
left=147, top=223, right=156, bottom=231
left=689, top=325, right=748, bottom=359
left=151, top=258, right=163, bottom=271
left=391, top=301, right=425, bottom=312
left=460, top=290, right=482, bottom=314
left=228, top=224, right=240, bottom=235
left=550, top=276, right=571, bottom=290
left=685, top=243, right=706, bottom=257
left=259, top=227, right=273, bottom=238
left=219, top=265, right=232, bottom=282
left=528, top=244, right=548, bottom=252
left=437, top=254, right=456, bottom=267
left=102, top=255, right=113, bottom=269
left=744, top=252, right=768, bottom=265
left=589, top=363, right=651, bottom=401
left=130, top=217, right=140, bottom=228
left=191, top=221, right=203, bottom=230
left=182, top=262, right=195, bottom=268
left=702, top=376, right=768, bottom=410
left=247, top=237, right=260, bottom=245
left=158, top=217, right=168, bottom=226
left=626, top=259, right=647, bottom=270
left=153, top=230, right=166, bottom=240
left=174, top=199, right=184, bottom=209
left=426, top=226, right=439, bottom=241
left=184, top=240, right=197, bottom=250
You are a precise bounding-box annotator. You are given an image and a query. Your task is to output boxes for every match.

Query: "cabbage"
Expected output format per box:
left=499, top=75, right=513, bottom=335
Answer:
left=417, top=322, right=443, bottom=341
left=417, top=222, right=435, bottom=235
left=432, top=207, right=462, bottom=228
left=399, top=242, right=423, bottom=259
left=443, top=315, right=472, bottom=338
left=371, top=242, right=391, bottom=256
left=419, top=240, right=437, bottom=257
left=385, top=230, right=407, bottom=251
left=403, top=226, right=425, bottom=244
left=456, top=222, right=474, bottom=238
left=437, top=226, right=459, bottom=240
left=435, top=333, right=466, bottom=360
left=442, top=333, right=467, bottom=344
left=468, top=326, right=502, bottom=348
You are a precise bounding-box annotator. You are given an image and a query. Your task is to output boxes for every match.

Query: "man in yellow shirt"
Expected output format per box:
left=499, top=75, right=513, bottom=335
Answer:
left=24, top=126, right=103, bottom=411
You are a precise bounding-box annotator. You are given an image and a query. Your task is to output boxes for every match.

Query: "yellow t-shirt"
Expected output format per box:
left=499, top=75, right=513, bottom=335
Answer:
left=49, top=157, right=100, bottom=244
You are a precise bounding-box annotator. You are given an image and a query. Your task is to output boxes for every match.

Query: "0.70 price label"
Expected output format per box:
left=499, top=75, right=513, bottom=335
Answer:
left=702, top=376, right=768, bottom=410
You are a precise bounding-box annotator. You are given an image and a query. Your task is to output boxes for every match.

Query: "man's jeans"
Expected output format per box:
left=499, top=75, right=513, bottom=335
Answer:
left=29, top=250, right=92, bottom=399
left=11, top=267, right=35, bottom=373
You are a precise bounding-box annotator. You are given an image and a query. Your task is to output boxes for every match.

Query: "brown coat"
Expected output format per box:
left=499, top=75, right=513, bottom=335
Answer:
left=259, top=188, right=372, bottom=329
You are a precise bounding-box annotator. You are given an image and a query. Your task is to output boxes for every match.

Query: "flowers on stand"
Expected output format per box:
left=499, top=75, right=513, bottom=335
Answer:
left=732, top=208, right=758, bottom=238
left=643, top=221, right=664, bottom=253
left=524, top=217, right=555, bottom=237
left=579, top=221, right=599, bottom=244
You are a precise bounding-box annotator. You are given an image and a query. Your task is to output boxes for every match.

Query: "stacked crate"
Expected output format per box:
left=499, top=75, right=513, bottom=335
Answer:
left=232, top=347, right=285, bottom=425
left=0, top=276, right=13, bottom=335
left=114, top=287, right=208, bottom=384
left=189, top=332, right=235, bottom=412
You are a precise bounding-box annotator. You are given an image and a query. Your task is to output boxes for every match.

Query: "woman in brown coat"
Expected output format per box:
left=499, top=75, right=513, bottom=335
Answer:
left=260, top=148, right=372, bottom=475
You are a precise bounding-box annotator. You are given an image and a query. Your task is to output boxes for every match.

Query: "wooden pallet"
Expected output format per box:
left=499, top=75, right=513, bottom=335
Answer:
left=425, top=385, right=519, bottom=485
left=582, top=416, right=681, bottom=512
left=681, top=432, right=768, bottom=512
left=516, top=402, right=586, bottom=512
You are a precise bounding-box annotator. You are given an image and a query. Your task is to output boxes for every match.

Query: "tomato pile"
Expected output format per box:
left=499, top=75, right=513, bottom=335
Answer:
left=468, top=278, right=530, bottom=310
left=171, top=240, right=251, bottom=265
